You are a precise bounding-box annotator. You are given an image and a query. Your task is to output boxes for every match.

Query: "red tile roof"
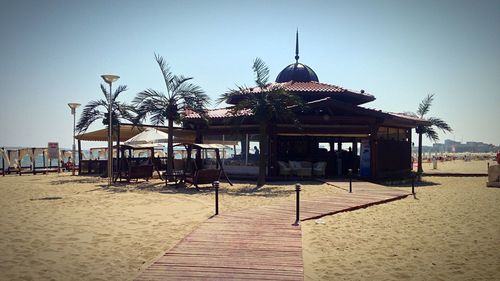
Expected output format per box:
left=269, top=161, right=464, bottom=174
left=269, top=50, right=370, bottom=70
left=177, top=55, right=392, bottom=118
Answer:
left=386, top=112, right=427, bottom=122
left=185, top=98, right=428, bottom=125
left=185, top=107, right=251, bottom=119
left=238, top=81, right=373, bottom=97
left=226, top=81, right=375, bottom=106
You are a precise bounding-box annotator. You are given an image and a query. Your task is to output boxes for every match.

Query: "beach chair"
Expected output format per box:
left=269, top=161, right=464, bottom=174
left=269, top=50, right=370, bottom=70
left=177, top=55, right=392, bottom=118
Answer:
left=185, top=168, right=222, bottom=190
left=127, top=165, right=154, bottom=182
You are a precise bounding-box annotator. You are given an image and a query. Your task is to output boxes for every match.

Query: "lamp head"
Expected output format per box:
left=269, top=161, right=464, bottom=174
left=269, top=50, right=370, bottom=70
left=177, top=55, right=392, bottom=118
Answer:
left=101, top=74, right=120, bottom=84
left=68, top=102, right=81, bottom=114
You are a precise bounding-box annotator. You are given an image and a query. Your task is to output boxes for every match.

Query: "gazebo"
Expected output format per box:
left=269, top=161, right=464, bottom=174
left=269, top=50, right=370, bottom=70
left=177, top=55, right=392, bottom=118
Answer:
left=183, top=34, right=429, bottom=179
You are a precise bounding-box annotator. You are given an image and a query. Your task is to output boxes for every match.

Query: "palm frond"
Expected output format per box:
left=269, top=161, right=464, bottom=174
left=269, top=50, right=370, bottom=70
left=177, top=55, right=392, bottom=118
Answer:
left=171, top=75, right=194, bottom=97
left=422, top=126, right=439, bottom=142
left=252, top=57, right=270, bottom=88
left=217, top=90, right=234, bottom=105
left=428, top=117, right=452, bottom=133
left=417, top=94, right=434, bottom=118
left=112, top=85, right=128, bottom=101
left=154, top=53, right=174, bottom=96
left=76, top=107, right=103, bottom=133
left=100, top=84, right=108, bottom=99
left=133, top=89, right=165, bottom=106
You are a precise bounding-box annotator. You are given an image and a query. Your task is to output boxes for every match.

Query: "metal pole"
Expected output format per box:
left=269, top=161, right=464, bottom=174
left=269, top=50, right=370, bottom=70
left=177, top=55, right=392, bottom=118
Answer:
left=108, top=82, right=113, bottom=186
left=293, top=183, right=301, bottom=226
left=348, top=169, right=352, bottom=193
left=411, top=172, right=415, bottom=195
left=72, top=109, right=76, bottom=175
left=213, top=181, right=219, bottom=215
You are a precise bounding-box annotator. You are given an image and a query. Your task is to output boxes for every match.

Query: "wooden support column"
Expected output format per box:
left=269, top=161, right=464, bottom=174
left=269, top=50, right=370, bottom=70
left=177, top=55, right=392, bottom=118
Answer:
left=1, top=147, right=4, bottom=176
left=369, top=126, right=378, bottom=179
left=78, top=139, right=82, bottom=175
left=32, top=148, right=36, bottom=175
left=195, top=126, right=203, bottom=168
left=268, top=123, right=278, bottom=177
left=42, top=149, right=46, bottom=169
left=408, top=129, right=413, bottom=171
left=117, top=123, right=121, bottom=179
left=18, top=150, right=21, bottom=176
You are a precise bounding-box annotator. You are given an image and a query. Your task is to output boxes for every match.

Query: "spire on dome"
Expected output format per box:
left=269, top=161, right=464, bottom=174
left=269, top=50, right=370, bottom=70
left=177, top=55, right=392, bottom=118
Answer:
left=295, top=29, right=299, bottom=63
left=275, top=30, right=319, bottom=83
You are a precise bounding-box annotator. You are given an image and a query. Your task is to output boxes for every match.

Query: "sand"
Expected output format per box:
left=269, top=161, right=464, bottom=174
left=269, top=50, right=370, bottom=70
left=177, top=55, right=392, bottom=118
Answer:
left=0, top=173, right=341, bottom=280
left=1, top=160, right=499, bottom=280
left=422, top=159, right=495, bottom=173
left=302, top=176, right=500, bottom=280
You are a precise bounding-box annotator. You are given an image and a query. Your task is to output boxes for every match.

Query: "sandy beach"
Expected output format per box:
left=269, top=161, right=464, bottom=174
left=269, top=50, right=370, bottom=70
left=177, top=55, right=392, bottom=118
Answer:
left=0, top=172, right=341, bottom=280
left=303, top=175, right=500, bottom=280
left=0, top=159, right=498, bottom=280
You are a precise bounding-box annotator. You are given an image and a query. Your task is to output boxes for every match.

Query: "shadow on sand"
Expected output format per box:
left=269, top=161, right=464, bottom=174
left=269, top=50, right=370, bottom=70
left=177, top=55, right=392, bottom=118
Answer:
left=52, top=176, right=322, bottom=199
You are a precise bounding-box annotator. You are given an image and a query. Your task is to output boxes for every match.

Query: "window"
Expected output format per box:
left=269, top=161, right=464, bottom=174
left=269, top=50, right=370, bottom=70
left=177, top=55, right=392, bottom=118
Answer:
left=377, top=127, right=388, bottom=140
left=318, top=142, right=330, bottom=152
left=388, top=128, right=398, bottom=141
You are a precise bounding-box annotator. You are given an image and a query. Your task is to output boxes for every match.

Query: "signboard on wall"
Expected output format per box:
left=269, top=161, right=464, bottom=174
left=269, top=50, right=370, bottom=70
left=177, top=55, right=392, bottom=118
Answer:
left=360, top=139, right=371, bottom=177
left=48, top=142, right=59, bottom=159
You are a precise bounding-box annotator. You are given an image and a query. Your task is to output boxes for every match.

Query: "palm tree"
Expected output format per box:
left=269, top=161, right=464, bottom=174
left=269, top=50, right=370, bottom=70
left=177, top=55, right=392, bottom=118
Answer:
left=412, top=94, right=452, bottom=174
left=76, top=83, right=135, bottom=135
left=133, top=54, right=210, bottom=176
left=219, top=58, right=304, bottom=187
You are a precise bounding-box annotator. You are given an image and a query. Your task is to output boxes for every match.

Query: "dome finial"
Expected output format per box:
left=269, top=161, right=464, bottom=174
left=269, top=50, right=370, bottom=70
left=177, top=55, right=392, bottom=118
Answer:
left=295, top=29, right=299, bottom=63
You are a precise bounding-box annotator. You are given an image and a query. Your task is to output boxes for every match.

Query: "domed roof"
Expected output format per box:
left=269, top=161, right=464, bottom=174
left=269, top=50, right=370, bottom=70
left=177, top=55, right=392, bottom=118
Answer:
left=275, top=62, right=319, bottom=83
left=275, top=30, right=319, bottom=83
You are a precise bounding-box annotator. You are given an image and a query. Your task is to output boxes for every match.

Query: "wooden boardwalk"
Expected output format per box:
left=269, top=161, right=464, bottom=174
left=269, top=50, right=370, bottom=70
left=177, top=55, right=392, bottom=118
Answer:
left=135, top=181, right=410, bottom=280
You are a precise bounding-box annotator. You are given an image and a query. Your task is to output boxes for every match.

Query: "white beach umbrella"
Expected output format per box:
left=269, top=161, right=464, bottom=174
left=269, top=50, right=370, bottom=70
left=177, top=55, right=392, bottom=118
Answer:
left=124, top=128, right=170, bottom=145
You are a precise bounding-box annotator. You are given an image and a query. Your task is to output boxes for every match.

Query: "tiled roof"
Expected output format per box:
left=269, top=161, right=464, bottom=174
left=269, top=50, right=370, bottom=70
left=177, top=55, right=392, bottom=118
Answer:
left=242, top=81, right=371, bottom=96
left=226, top=81, right=375, bottom=106
left=185, top=99, right=428, bottom=125
left=386, top=112, right=427, bottom=123
left=185, top=108, right=251, bottom=119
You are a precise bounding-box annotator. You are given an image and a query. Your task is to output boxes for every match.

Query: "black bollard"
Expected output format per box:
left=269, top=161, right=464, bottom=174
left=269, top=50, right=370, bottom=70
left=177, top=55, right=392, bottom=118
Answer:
left=411, top=172, right=415, bottom=195
left=348, top=169, right=353, bottom=193
left=213, top=181, right=219, bottom=215
left=293, top=183, right=301, bottom=226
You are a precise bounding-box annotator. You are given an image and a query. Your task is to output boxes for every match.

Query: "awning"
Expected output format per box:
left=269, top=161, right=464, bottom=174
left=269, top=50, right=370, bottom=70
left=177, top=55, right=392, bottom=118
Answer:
left=75, top=124, right=196, bottom=143
left=176, top=143, right=231, bottom=150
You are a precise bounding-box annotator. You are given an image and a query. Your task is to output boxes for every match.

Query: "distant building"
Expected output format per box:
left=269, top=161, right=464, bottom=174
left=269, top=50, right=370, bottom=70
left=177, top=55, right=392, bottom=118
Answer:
left=420, top=139, right=499, bottom=154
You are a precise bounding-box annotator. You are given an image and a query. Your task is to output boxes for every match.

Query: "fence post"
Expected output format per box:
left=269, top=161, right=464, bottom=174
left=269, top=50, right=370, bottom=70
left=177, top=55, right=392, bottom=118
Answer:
left=348, top=169, right=353, bottom=193
left=293, top=183, right=301, bottom=226
left=213, top=181, right=219, bottom=215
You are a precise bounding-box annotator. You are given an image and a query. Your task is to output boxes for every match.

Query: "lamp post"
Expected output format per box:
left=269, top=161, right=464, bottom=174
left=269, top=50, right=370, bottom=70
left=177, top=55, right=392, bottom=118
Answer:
left=68, top=103, right=81, bottom=175
left=101, top=74, right=120, bottom=186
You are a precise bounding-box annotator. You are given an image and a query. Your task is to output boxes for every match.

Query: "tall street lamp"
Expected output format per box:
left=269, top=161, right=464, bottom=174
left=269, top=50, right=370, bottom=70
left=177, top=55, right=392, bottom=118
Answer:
left=101, top=74, right=120, bottom=186
left=68, top=103, right=81, bottom=175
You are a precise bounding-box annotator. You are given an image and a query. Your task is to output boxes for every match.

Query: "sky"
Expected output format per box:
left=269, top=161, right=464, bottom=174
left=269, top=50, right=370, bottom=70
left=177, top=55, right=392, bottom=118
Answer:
left=0, top=0, right=499, bottom=149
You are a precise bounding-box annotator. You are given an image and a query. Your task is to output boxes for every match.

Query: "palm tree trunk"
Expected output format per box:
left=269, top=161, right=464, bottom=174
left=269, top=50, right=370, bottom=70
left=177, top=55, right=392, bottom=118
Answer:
left=257, top=122, right=268, bottom=187
left=167, top=119, right=174, bottom=177
left=417, top=131, right=423, bottom=175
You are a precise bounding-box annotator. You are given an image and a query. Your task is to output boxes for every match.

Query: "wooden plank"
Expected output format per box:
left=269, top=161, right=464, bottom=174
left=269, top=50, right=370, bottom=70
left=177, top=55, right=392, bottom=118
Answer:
left=135, top=181, right=410, bottom=280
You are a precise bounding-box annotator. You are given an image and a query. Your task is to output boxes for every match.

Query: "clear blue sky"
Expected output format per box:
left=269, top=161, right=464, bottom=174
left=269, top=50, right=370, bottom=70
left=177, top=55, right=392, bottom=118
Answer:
left=1, top=0, right=499, bottom=149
